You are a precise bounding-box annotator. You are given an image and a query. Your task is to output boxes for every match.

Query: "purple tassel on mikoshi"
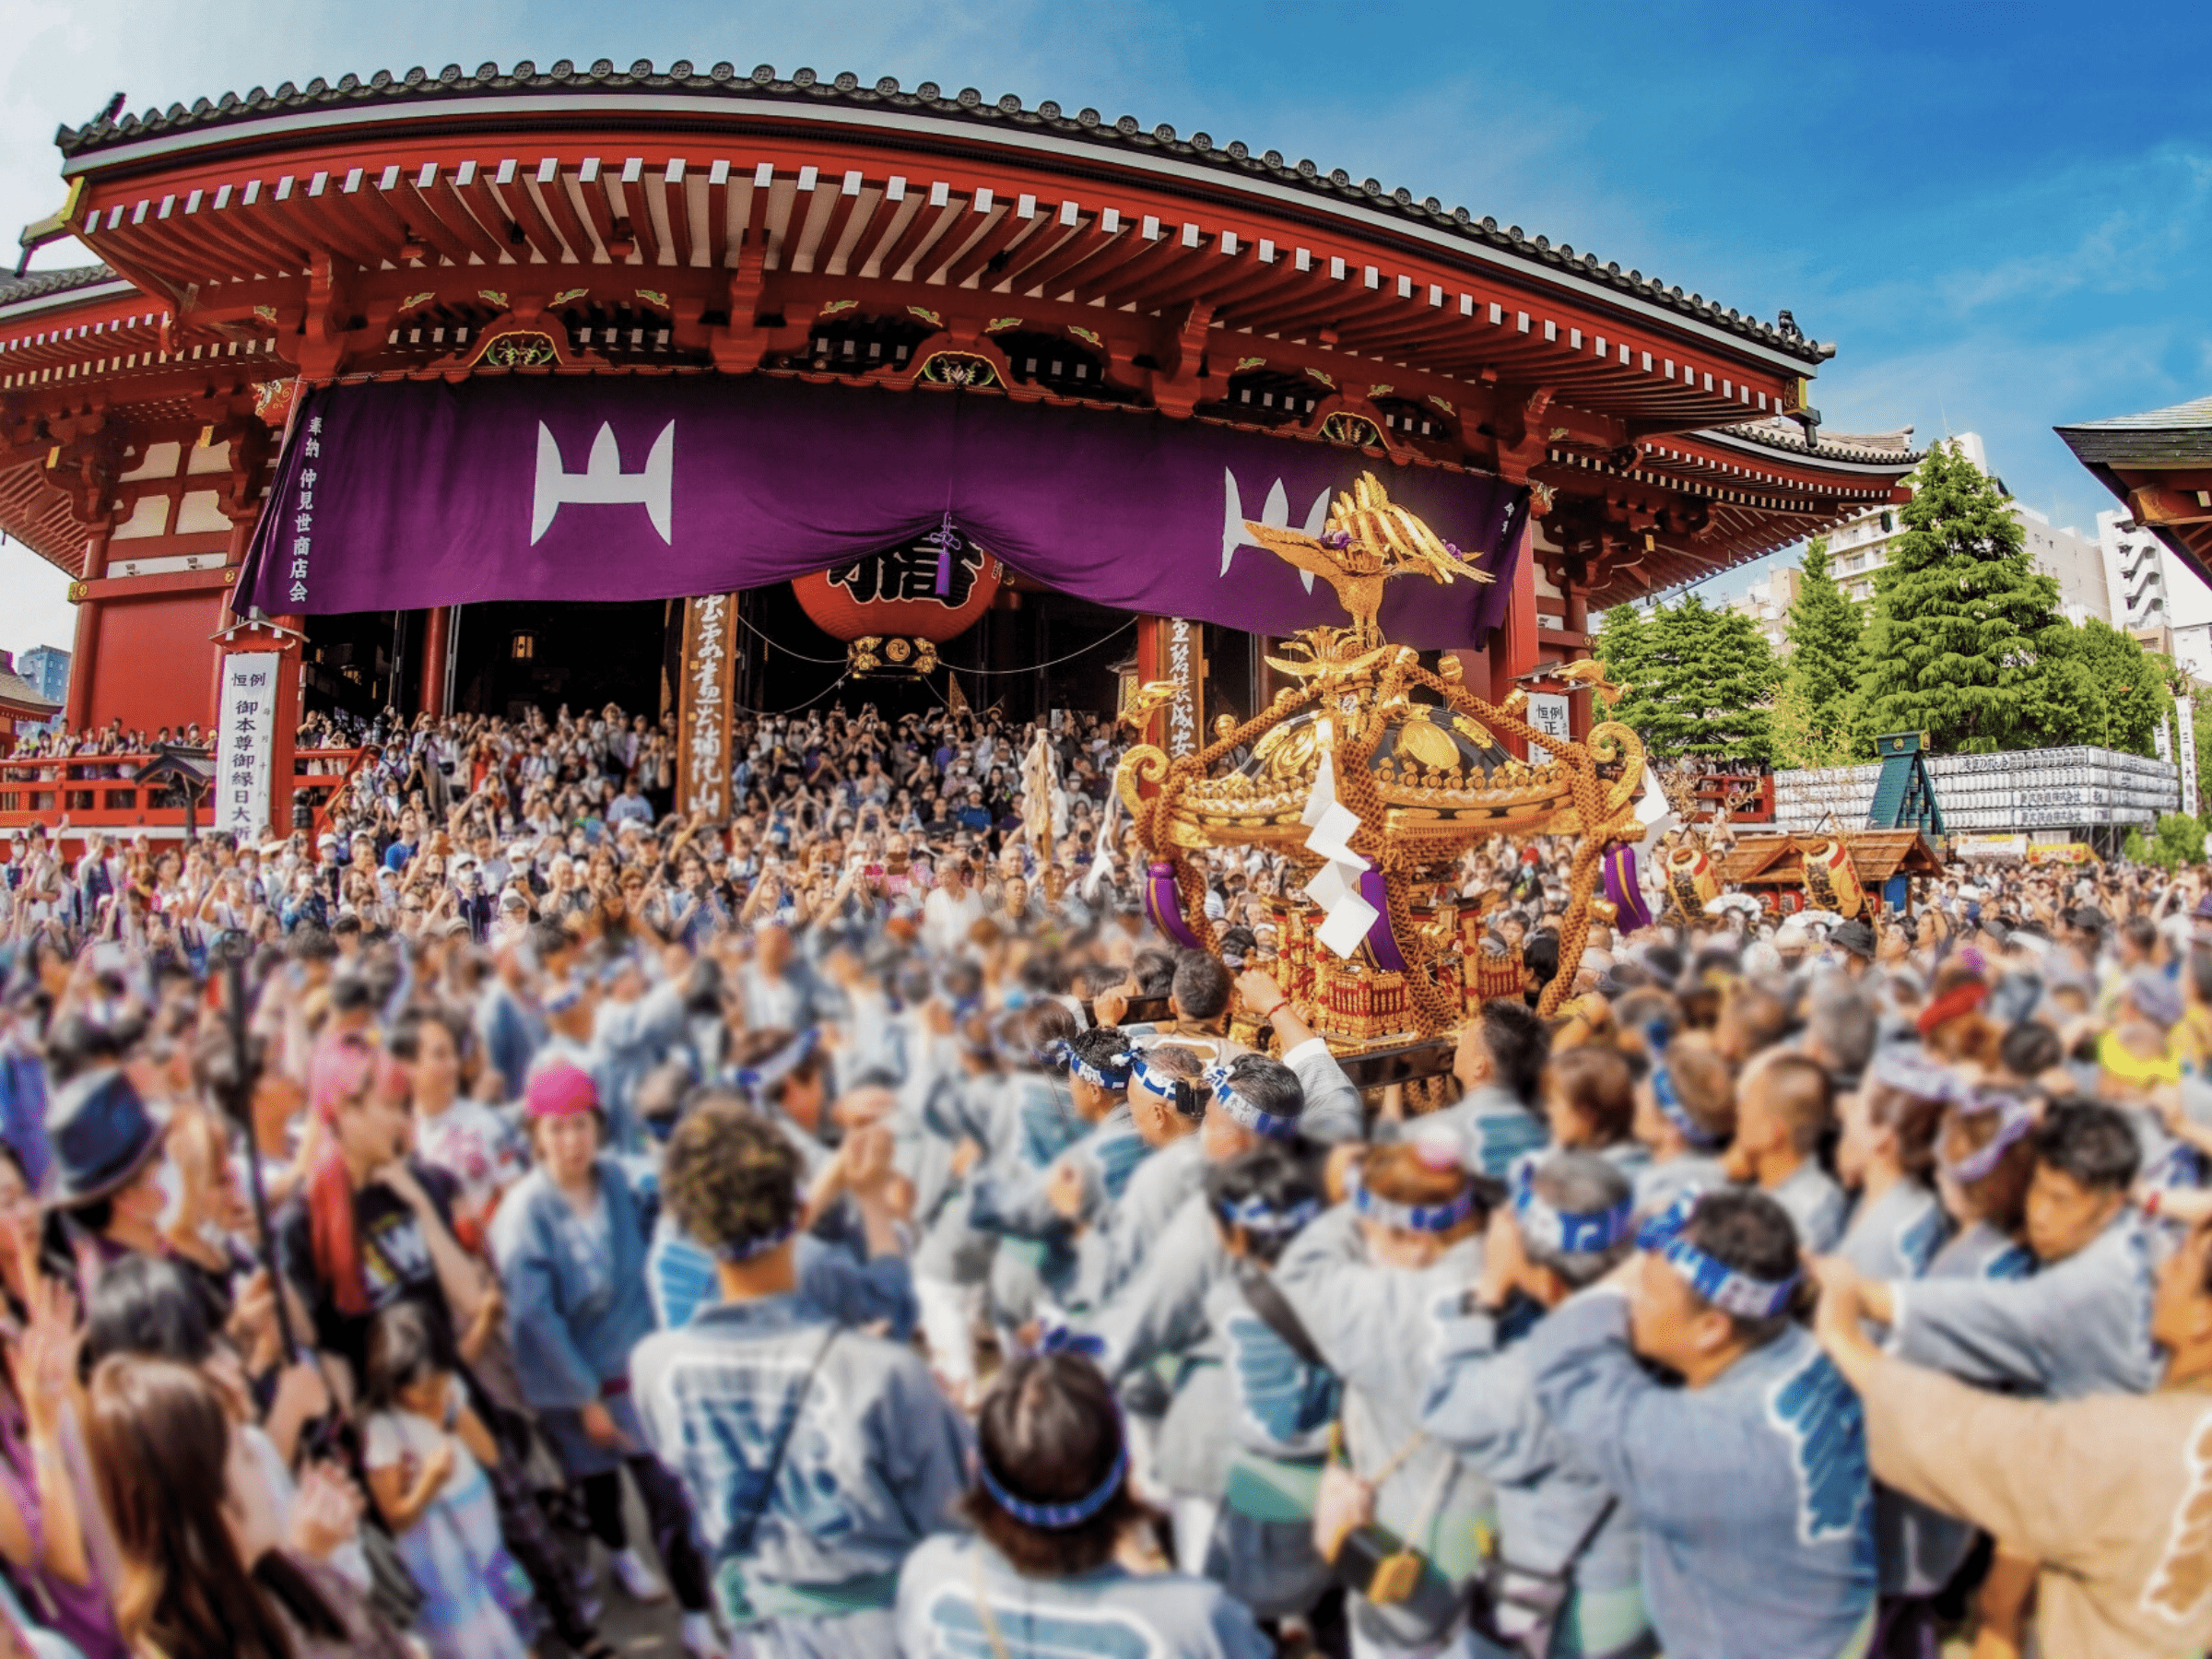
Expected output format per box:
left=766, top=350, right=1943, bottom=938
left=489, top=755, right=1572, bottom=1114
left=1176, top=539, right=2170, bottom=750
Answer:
left=1602, top=843, right=1653, bottom=933
left=932, top=510, right=957, bottom=597
left=1146, top=861, right=1206, bottom=950
left=1357, top=867, right=1411, bottom=971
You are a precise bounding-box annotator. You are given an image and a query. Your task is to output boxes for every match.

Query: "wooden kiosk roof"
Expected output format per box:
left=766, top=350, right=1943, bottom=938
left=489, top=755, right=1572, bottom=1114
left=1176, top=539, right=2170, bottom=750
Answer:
left=1714, top=830, right=1944, bottom=888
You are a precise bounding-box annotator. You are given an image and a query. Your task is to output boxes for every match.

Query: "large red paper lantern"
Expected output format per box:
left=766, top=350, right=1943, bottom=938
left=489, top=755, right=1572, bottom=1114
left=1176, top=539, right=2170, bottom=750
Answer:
left=793, top=526, right=1002, bottom=642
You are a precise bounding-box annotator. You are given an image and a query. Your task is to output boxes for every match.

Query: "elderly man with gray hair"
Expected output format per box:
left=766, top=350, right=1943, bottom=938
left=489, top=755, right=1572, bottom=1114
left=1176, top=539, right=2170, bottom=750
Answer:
left=1802, top=976, right=1880, bottom=1093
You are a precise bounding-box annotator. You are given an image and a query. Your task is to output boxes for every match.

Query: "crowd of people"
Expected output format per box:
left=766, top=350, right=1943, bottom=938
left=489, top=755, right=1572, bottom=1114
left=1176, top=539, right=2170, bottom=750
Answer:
left=0, top=693, right=2206, bottom=1659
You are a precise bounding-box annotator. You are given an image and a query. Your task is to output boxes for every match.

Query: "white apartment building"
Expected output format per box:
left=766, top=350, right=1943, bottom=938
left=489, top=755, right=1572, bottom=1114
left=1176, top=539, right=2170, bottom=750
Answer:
left=1725, top=563, right=1800, bottom=655
left=2099, top=507, right=2212, bottom=681
left=1826, top=433, right=2112, bottom=624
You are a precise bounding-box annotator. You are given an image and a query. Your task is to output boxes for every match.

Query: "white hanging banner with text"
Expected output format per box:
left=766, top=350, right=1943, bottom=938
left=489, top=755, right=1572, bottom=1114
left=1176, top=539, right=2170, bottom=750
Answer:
left=1526, top=692, right=1571, bottom=765
left=2181, top=699, right=2199, bottom=818
left=217, top=653, right=280, bottom=840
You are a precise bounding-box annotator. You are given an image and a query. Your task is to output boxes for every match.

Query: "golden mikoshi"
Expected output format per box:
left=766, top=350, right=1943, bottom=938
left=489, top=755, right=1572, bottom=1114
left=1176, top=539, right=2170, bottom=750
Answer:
left=1113, top=472, right=1649, bottom=1049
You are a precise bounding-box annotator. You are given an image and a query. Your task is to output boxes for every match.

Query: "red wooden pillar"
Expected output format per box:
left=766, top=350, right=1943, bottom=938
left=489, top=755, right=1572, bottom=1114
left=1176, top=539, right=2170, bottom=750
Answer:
left=418, top=606, right=452, bottom=717
left=1488, top=521, right=1538, bottom=759
left=64, top=521, right=112, bottom=731
left=212, top=506, right=260, bottom=726
left=1563, top=572, right=1592, bottom=740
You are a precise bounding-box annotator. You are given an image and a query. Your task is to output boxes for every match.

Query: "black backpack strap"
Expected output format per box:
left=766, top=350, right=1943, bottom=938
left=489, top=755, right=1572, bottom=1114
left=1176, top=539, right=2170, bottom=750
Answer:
left=1235, top=1266, right=1329, bottom=1372
left=732, top=1324, right=841, bottom=1552
left=1473, top=1493, right=1621, bottom=1658
left=1557, top=1492, right=1618, bottom=1571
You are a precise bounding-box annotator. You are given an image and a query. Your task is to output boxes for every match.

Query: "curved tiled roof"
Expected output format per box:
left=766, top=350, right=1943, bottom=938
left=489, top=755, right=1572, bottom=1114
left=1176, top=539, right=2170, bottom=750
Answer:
left=1723, top=415, right=1923, bottom=465
left=0, top=263, right=119, bottom=310
left=2057, top=394, right=2212, bottom=433
left=53, top=58, right=1830, bottom=366
left=2058, top=396, right=2212, bottom=470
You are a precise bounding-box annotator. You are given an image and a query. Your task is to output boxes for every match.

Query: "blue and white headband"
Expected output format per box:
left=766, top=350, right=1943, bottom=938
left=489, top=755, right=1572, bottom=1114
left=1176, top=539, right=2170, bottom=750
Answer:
left=1643, top=1023, right=1723, bottom=1150
left=1943, top=1092, right=2036, bottom=1185
left=1636, top=1189, right=1799, bottom=1319
left=1063, top=1043, right=1134, bottom=1090
left=1351, top=1171, right=1477, bottom=1234
left=1202, top=1063, right=1300, bottom=1141
left=1511, top=1161, right=1633, bottom=1255
left=978, top=1441, right=1128, bottom=1530
left=1129, top=1053, right=1189, bottom=1108
left=1649, top=1061, right=1724, bottom=1150
left=1868, top=1046, right=1968, bottom=1106
left=734, top=1028, right=819, bottom=1096
left=712, top=1215, right=798, bottom=1263
left=1218, top=1193, right=1322, bottom=1237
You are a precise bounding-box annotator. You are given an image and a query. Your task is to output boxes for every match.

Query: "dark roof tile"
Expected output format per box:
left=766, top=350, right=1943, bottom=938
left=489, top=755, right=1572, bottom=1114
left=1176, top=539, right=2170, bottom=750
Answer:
left=1724, top=415, right=1923, bottom=465
left=0, top=263, right=119, bottom=310
left=54, top=60, right=1828, bottom=364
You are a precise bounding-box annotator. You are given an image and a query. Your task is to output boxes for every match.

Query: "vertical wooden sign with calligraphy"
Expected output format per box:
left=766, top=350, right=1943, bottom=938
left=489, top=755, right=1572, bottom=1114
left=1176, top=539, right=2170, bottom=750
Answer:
left=677, top=594, right=737, bottom=824
left=1136, top=616, right=1206, bottom=758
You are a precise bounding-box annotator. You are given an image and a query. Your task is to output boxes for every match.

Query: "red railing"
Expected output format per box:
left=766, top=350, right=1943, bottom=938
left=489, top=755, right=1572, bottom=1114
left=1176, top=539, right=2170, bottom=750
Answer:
left=296, top=745, right=378, bottom=840
left=0, top=747, right=369, bottom=850
left=1687, top=768, right=1776, bottom=825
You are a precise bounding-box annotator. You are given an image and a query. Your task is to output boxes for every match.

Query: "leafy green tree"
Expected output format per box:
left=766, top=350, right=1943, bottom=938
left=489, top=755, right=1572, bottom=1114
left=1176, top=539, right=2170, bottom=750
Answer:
left=2130, top=812, right=2208, bottom=872
left=2044, top=618, right=2173, bottom=755
left=1768, top=673, right=1865, bottom=771
left=1859, top=440, right=2074, bottom=753
left=1782, top=537, right=1865, bottom=757
left=1597, top=595, right=1778, bottom=762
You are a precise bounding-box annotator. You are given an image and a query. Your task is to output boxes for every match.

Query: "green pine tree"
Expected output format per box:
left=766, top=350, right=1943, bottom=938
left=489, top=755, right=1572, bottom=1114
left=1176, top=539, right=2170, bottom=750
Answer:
left=1859, top=439, right=2073, bottom=753
left=1781, top=537, right=1865, bottom=758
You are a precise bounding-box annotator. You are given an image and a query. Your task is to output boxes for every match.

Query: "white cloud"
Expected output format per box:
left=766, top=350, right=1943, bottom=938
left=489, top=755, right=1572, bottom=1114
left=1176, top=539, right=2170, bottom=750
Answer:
left=0, top=536, right=77, bottom=664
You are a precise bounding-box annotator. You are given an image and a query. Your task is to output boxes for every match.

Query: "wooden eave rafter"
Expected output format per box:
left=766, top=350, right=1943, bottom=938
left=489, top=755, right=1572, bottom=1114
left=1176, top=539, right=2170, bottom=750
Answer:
left=61, top=133, right=1810, bottom=420
left=2098, top=462, right=2212, bottom=585
left=1530, top=429, right=1914, bottom=604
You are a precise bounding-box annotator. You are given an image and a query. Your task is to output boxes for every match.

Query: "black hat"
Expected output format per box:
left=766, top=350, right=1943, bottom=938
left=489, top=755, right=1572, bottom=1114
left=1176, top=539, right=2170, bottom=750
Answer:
left=42, top=1067, right=168, bottom=1209
left=1830, top=919, right=1877, bottom=960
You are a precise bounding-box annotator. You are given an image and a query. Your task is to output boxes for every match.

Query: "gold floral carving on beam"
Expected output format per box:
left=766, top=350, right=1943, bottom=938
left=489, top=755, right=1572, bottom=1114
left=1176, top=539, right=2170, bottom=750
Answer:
left=1114, top=473, right=1646, bottom=1046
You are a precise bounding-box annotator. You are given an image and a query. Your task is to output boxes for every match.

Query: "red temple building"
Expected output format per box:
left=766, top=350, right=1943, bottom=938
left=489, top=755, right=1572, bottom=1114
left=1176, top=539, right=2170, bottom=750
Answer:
left=0, top=58, right=1917, bottom=837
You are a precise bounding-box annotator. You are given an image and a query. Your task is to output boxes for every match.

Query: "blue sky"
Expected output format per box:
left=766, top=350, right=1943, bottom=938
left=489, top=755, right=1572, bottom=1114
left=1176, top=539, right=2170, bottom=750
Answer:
left=4, top=0, right=2208, bottom=654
